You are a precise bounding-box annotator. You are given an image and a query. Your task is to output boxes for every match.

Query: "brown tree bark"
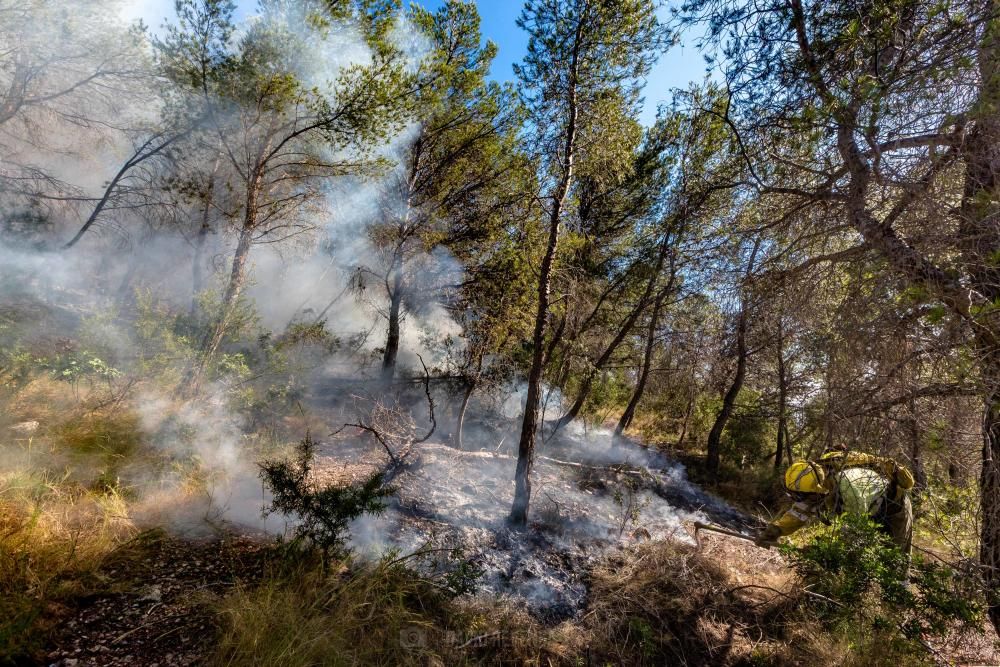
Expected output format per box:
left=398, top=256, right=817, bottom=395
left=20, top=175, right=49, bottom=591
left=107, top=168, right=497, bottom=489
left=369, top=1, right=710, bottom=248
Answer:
left=706, top=239, right=760, bottom=475
left=555, top=239, right=672, bottom=433
left=706, top=306, right=748, bottom=474
left=454, top=378, right=476, bottom=451
left=382, top=266, right=404, bottom=383
left=965, top=4, right=1000, bottom=629
left=614, top=291, right=666, bottom=438
left=379, top=144, right=420, bottom=385
left=615, top=258, right=677, bottom=438
left=181, top=171, right=260, bottom=396
left=509, top=27, right=582, bottom=528
left=184, top=227, right=253, bottom=393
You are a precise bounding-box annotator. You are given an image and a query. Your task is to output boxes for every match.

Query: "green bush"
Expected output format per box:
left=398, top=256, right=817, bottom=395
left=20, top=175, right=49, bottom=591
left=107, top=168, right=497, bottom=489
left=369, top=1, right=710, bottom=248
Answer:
left=783, top=514, right=909, bottom=609
left=782, top=514, right=983, bottom=650
left=260, top=433, right=394, bottom=562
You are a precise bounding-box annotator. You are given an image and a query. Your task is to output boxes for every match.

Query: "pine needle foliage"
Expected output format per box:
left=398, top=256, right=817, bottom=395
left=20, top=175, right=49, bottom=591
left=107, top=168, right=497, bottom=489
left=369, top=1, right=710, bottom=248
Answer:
left=260, top=433, right=393, bottom=562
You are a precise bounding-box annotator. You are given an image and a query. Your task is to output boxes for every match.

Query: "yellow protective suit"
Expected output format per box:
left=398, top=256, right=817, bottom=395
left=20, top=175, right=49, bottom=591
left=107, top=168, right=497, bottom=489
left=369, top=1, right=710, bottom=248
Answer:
left=759, top=451, right=914, bottom=550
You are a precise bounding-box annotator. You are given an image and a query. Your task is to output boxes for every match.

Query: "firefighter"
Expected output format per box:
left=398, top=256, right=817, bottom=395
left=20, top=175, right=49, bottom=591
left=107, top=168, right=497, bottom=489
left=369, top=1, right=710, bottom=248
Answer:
left=755, top=448, right=915, bottom=552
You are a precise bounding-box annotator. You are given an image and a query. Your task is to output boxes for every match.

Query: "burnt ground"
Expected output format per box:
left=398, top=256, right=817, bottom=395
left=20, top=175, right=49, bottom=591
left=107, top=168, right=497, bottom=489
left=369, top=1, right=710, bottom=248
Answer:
left=44, top=531, right=269, bottom=667
left=311, top=424, right=761, bottom=619
left=39, top=417, right=753, bottom=666
left=37, top=430, right=1000, bottom=666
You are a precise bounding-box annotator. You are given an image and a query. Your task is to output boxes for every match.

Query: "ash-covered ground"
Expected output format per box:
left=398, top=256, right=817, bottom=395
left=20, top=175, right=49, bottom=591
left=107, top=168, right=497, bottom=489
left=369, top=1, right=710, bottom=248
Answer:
left=311, top=419, right=757, bottom=619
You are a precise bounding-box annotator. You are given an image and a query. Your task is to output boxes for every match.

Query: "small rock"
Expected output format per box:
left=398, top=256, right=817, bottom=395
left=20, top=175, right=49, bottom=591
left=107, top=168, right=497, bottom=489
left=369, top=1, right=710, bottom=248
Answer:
left=63, top=659, right=78, bottom=667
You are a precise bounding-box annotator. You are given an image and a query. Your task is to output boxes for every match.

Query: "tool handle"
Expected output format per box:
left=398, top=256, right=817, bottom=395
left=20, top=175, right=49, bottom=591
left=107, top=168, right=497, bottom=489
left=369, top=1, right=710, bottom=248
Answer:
left=694, top=521, right=756, bottom=542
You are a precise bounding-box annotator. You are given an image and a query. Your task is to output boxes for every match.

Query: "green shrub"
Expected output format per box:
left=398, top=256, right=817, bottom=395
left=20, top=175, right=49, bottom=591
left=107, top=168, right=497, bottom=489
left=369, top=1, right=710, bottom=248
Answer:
left=782, top=514, right=984, bottom=650
left=260, top=434, right=393, bottom=562
left=783, top=514, right=909, bottom=609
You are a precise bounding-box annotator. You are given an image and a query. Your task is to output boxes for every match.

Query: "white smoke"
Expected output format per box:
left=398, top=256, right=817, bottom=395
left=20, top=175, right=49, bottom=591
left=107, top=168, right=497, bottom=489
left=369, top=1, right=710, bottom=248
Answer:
left=0, top=0, right=455, bottom=536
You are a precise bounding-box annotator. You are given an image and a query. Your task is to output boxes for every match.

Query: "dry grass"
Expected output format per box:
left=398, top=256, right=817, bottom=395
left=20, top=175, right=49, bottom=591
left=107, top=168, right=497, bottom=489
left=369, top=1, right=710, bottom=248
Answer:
left=467, top=540, right=849, bottom=666
left=452, top=539, right=853, bottom=666
left=579, top=540, right=833, bottom=666
left=0, top=468, right=137, bottom=663
left=206, top=538, right=858, bottom=667
left=0, top=376, right=165, bottom=663
left=210, top=556, right=453, bottom=667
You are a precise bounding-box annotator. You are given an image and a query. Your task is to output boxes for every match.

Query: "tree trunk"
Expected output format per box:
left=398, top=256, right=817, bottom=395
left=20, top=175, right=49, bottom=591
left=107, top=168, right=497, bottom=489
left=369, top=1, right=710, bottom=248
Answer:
left=967, top=5, right=1000, bottom=633
left=184, top=227, right=252, bottom=393
left=774, top=316, right=788, bottom=471
left=382, top=267, right=404, bottom=382
left=706, top=240, right=760, bottom=475
left=556, top=242, right=673, bottom=433
left=615, top=264, right=674, bottom=438
left=706, top=308, right=747, bottom=475
left=510, top=185, right=567, bottom=525
left=209, top=231, right=254, bottom=358
left=510, top=31, right=581, bottom=527
left=455, top=379, right=476, bottom=451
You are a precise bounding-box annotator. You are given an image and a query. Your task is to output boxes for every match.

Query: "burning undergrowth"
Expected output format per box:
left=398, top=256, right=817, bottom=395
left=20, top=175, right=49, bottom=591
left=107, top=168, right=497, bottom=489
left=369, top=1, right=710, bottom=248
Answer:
left=308, top=413, right=757, bottom=619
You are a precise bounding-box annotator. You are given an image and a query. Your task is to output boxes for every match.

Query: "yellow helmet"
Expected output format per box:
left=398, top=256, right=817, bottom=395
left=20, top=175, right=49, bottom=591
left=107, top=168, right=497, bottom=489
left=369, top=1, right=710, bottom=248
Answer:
left=785, top=461, right=825, bottom=494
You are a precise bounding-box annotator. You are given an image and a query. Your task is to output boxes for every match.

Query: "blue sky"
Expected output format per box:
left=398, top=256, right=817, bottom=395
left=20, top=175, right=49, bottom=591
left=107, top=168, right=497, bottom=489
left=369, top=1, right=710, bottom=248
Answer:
left=125, top=0, right=710, bottom=125
left=413, top=1, right=711, bottom=125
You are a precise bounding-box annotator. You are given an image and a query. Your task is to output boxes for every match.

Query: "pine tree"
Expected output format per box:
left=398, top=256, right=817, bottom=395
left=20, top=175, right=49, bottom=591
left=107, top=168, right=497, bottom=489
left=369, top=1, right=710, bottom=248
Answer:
left=508, top=0, right=668, bottom=526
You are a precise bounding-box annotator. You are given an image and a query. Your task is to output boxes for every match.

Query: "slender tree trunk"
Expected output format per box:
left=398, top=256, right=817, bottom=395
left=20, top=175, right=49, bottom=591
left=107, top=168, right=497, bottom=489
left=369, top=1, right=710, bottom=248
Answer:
left=181, top=175, right=259, bottom=397
left=706, top=309, right=747, bottom=475
left=774, top=316, right=788, bottom=472
left=556, top=242, right=672, bottom=432
left=615, top=261, right=675, bottom=438
left=382, top=266, right=404, bottom=382
left=185, top=227, right=253, bottom=393
left=706, top=240, right=760, bottom=475
left=509, top=219, right=561, bottom=525
left=969, top=4, right=1000, bottom=630
left=613, top=296, right=663, bottom=438
left=380, top=149, right=419, bottom=384
left=455, top=378, right=476, bottom=450
left=510, top=33, right=581, bottom=527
